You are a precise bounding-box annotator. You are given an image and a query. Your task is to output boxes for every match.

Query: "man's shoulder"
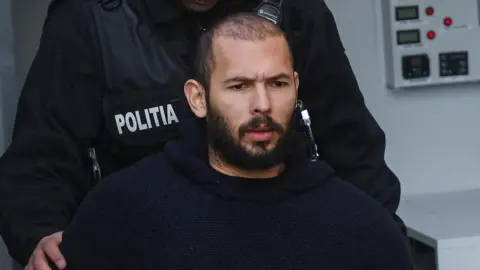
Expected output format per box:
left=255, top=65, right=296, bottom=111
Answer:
left=71, top=152, right=171, bottom=214
left=42, top=0, right=100, bottom=38
left=300, top=161, right=405, bottom=238
left=319, top=179, right=411, bottom=267
left=70, top=153, right=172, bottom=221
left=320, top=173, right=396, bottom=227
left=84, top=153, right=168, bottom=202
left=102, top=153, right=171, bottom=189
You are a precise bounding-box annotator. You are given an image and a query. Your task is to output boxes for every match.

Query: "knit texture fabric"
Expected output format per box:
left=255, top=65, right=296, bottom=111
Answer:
left=60, top=118, right=412, bottom=270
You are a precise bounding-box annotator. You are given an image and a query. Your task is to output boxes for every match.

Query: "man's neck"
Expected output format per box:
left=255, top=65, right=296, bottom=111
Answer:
left=208, top=148, right=284, bottom=179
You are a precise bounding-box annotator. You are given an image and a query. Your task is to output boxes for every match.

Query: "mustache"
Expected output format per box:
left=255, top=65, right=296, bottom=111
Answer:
left=238, top=115, right=284, bottom=137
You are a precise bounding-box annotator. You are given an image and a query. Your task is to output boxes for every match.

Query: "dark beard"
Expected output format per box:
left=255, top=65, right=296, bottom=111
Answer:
left=205, top=103, right=294, bottom=171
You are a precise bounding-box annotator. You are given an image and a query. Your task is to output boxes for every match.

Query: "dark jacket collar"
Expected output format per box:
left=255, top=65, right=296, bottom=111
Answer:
left=143, top=0, right=261, bottom=25
left=164, top=117, right=334, bottom=202
left=143, top=0, right=183, bottom=24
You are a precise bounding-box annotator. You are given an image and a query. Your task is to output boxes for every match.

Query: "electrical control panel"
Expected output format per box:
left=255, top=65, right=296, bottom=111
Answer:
left=381, top=0, right=480, bottom=89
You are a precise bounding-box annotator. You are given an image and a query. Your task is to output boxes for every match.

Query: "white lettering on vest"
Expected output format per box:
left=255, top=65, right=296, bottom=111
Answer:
left=125, top=112, right=137, bottom=132
left=159, top=105, right=167, bottom=125
left=149, top=107, right=160, bottom=127
left=114, top=104, right=179, bottom=135
left=166, top=104, right=179, bottom=124
left=115, top=115, right=125, bottom=134
left=144, top=109, right=152, bottom=129
left=135, top=111, right=148, bottom=131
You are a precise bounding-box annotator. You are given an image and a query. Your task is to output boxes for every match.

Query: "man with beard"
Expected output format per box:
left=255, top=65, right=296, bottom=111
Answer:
left=56, top=13, right=412, bottom=270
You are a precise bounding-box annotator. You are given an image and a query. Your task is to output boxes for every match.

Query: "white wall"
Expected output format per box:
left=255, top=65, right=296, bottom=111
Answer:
left=0, top=0, right=48, bottom=154
left=0, top=1, right=49, bottom=269
left=326, top=0, right=480, bottom=196
left=0, top=0, right=15, bottom=154
left=0, top=0, right=19, bottom=267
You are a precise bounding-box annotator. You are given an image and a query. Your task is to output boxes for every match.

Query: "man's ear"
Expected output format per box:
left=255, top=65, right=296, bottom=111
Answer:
left=184, top=79, right=207, bottom=118
left=293, top=71, right=300, bottom=93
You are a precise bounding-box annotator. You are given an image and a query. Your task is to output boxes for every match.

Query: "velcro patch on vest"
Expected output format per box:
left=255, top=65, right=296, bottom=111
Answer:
left=103, top=90, right=190, bottom=146
left=114, top=103, right=179, bottom=135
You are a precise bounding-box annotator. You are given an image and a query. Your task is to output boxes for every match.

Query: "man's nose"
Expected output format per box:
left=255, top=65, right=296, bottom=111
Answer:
left=251, top=84, right=272, bottom=114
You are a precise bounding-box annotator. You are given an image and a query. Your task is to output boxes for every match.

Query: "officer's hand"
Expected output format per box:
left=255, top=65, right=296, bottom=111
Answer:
left=26, top=231, right=66, bottom=270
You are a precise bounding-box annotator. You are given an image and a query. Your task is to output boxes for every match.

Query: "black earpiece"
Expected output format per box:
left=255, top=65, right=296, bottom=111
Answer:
left=254, top=0, right=283, bottom=25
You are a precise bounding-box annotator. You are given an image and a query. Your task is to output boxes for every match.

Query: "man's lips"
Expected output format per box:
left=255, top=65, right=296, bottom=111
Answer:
left=246, top=128, right=274, bottom=141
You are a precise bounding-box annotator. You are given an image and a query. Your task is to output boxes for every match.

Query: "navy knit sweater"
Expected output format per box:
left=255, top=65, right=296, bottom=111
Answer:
left=60, top=118, right=412, bottom=270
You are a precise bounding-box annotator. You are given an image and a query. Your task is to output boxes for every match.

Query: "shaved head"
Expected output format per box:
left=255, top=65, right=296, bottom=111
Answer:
left=194, top=13, right=293, bottom=89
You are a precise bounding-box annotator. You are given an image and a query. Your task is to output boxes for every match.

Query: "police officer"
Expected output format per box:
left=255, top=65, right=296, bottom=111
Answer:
left=0, top=0, right=404, bottom=269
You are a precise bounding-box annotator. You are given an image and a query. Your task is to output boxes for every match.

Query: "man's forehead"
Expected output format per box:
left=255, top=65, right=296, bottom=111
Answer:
left=213, top=35, right=285, bottom=47
left=221, top=72, right=294, bottom=84
left=212, top=36, right=290, bottom=61
left=217, top=52, right=294, bottom=80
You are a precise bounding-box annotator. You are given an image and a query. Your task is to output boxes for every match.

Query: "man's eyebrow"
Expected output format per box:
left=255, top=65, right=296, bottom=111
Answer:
left=268, top=73, right=292, bottom=81
left=222, top=73, right=292, bottom=84
left=223, top=76, right=255, bottom=84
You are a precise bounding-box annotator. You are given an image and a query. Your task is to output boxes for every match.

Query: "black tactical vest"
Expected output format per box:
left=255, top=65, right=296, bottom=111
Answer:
left=89, top=0, right=196, bottom=178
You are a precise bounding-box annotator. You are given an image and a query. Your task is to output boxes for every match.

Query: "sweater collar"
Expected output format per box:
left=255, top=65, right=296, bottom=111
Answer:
left=143, top=0, right=261, bottom=25
left=164, top=117, right=333, bottom=202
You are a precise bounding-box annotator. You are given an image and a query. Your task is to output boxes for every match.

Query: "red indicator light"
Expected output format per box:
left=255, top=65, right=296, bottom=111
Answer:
left=444, top=17, right=453, bottom=26
left=426, top=7, right=434, bottom=15
left=427, top=31, right=436, bottom=39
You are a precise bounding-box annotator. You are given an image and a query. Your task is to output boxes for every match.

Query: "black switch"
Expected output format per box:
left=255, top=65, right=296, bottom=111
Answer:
left=402, top=54, right=430, bottom=79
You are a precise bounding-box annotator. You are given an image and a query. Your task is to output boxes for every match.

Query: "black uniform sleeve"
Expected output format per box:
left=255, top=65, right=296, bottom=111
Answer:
left=0, top=0, right=103, bottom=265
left=297, top=2, right=404, bottom=229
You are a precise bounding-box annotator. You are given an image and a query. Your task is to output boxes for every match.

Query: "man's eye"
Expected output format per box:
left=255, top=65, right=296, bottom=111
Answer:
left=229, top=84, right=247, bottom=90
left=272, top=81, right=288, bottom=88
